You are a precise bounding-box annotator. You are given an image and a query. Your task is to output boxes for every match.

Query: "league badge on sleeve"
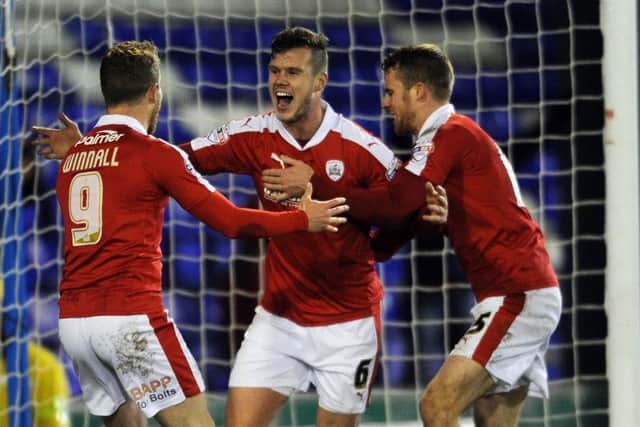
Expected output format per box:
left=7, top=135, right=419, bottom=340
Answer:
left=206, top=124, right=230, bottom=145
left=412, top=141, right=435, bottom=162
left=325, top=160, right=345, bottom=182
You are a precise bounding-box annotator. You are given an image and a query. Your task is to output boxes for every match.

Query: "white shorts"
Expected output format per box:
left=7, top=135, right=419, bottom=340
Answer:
left=229, top=306, right=381, bottom=414
left=450, top=287, right=562, bottom=398
left=58, top=311, right=205, bottom=417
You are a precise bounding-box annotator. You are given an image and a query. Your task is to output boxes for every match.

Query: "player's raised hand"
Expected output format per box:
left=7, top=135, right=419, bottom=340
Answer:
left=299, top=183, right=349, bottom=232
left=31, top=112, right=81, bottom=159
left=262, top=154, right=314, bottom=201
left=423, top=182, right=447, bottom=225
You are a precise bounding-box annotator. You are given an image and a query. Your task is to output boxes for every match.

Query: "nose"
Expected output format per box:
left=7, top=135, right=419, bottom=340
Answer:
left=381, top=95, right=390, bottom=109
left=272, top=70, right=288, bottom=85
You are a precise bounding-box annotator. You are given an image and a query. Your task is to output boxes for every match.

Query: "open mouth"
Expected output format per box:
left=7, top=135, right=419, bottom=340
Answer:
left=275, top=91, right=293, bottom=109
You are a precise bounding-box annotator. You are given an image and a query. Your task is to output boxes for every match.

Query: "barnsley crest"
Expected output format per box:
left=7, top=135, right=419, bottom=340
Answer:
left=325, top=160, right=344, bottom=182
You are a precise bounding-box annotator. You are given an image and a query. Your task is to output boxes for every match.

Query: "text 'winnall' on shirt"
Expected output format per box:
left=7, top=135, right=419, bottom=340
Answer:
left=61, top=147, right=120, bottom=173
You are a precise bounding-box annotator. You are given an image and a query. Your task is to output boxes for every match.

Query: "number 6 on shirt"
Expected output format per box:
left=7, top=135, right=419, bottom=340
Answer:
left=69, top=171, right=103, bottom=246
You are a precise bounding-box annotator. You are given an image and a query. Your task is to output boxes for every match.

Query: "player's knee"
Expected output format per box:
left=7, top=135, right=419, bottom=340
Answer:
left=182, top=416, right=216, bottom=427
left=159, top=413, right=215, bottom=427
left=419, top=384, right=456, bottom=424
left=472, top=398, right=494, bottom=427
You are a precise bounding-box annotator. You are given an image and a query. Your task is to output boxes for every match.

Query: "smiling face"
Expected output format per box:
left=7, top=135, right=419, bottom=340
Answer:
left=382, top=67, right=419, bottom=136
left=268, top=47, right=323, bottom=126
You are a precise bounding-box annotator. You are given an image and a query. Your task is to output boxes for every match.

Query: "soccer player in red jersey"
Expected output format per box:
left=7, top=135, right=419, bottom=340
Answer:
left=266, top=44, right=562, bottom=426
left=375, top=44, right=561, bottom=427
left=180, top=28, right=423, bottom=427
left=38, top=40, right=349, bottom=427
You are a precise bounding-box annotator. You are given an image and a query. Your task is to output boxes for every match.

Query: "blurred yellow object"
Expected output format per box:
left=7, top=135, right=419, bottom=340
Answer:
left=0, top=342, right=71, bottom=427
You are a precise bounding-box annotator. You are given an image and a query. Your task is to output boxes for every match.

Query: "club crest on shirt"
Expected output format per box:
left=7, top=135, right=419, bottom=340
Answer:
left=325, top=160, right=344, bottom=182
left=206, top=124, right=230, bottom=145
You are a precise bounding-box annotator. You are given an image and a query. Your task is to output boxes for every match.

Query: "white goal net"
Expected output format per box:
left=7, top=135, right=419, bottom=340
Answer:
left=1, top=1, right=608, bottom=426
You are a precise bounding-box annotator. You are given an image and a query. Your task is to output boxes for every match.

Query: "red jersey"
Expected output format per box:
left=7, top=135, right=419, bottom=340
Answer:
left=57, top=115, right=308, bottom=318
left=181, top=103, right=397, bottom=325
left=377, top=105, right=558, bottom=300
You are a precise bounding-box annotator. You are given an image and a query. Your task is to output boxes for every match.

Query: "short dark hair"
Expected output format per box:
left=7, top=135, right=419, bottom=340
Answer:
left=100, top=40, right=160, bottom=107
left=271, top=27, right=329, bottom=75
left=382, top=44, right=454, bottom=102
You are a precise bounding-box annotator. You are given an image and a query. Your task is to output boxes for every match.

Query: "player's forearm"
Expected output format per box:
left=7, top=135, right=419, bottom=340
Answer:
left=371, top=202, right=449, bottom=262
left=310, top=168, right=426, bottom=228
left=189, top=192, right=308, bottom=238
left=370, top=210, right=425, bottom=261
left=370, top=228, right=415, bottom=262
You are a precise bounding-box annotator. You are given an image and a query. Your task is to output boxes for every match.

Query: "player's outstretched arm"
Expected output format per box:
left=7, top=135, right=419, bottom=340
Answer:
left=31, top=112, right=81, bottom=159
left=299, top=183, right=349, bottom=232
left=263, top=155, right=429, bottom=229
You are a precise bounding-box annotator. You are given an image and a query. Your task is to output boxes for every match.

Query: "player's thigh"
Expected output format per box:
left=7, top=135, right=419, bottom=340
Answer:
left=154, top=393, right=215, bottom=427
left=451, top=288, right=561, bottom=397
left=58, top=318, right=128, bottom=417
left=228, top=308, right=311, bottom=392
left=473, top=386, right=528, bottom=427
left=423, top=355, right=495, bottom=413
left=316, top=407, right=359, bottom=427
left=89, top=312, right=206, bottom=418
left=309, top=314, right=381, bottom=415
left=227, top=309, right=309, bottom=426
left=102, top=400, right=147, bottom=427
left=225, top=387, right=288, bottom=427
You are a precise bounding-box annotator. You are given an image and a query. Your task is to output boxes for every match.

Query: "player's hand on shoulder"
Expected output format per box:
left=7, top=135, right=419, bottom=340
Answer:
left=262, top=154, right=314, bottom=201
left=31, top=112, right=81, bottom=159
left=423, top=181, right=447, bottom=225
left=299, top=183, right=349, bottom=232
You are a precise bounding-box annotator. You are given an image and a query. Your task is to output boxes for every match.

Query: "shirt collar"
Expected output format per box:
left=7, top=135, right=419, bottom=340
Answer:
left=416, top=103, right=455, bottom=140
left=274, top=100, right=339, bottom=150
left=95, top=114, right=148, bottom=135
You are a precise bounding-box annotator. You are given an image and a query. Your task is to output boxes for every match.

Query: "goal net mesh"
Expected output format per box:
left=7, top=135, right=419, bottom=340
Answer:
left=1, top=0, right=606, bottom=425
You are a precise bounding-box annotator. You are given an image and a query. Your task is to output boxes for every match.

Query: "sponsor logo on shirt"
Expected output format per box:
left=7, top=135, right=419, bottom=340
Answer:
left=75, top=130, right=125, bottom=146
left=263, top=152, right=301, bottom=206
left=263, top=187, right=301, bottom=207
left=325, top=160, right=344, bottom=182
left=385, top=157, right=402, bottom=181
left=206, top=125, right=230, bottom=145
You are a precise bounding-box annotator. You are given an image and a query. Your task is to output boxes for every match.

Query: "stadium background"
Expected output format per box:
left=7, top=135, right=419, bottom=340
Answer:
left=2, top=0, right=634, bottom=426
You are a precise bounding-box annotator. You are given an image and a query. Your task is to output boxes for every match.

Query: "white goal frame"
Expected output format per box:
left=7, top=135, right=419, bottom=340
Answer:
left=602, top=1, right=640, bottom=426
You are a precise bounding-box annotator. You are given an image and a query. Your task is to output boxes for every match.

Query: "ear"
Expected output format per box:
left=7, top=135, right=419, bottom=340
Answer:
left=146, top=82, right=160, bottom=104
left=314, top=71, right=328, bottom=93
left=413, top=82, right=429, bottom=102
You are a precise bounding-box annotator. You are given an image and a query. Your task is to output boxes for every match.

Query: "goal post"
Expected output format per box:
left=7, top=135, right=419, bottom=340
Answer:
left=602, top=0, right=640, bottom=426
left=1, top=0, right=32, bottom=426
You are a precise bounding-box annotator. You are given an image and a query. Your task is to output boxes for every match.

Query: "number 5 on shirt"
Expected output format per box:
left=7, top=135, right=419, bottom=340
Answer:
left=69, top=171, right=103, bottom=246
